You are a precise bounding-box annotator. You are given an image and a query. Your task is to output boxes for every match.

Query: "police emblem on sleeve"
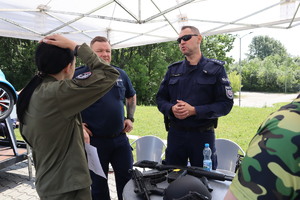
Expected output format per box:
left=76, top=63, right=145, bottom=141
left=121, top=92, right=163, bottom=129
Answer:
left=76, top=72, right=92, bottom=80
left=225, top=86, right=233, bottom=99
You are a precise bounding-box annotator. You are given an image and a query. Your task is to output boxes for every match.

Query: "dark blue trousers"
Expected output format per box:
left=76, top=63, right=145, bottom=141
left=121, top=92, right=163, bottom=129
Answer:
left=90, top=134, right=133, bottom=200
left=165, top=127, right=218, bottom=169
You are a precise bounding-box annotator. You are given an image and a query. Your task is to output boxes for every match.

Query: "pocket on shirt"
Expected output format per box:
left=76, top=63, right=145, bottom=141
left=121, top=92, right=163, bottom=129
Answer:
left=115, top=83, right=126, bottom=100
left=194, top=76, right=216, bottom=96
left=195, top=76, right=216, bottom=86
left=168, top=77, right=180, bottom=99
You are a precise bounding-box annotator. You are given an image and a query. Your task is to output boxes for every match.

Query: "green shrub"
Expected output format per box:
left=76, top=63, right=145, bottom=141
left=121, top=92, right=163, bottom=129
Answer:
left=228, top=71, right=241, bottom=95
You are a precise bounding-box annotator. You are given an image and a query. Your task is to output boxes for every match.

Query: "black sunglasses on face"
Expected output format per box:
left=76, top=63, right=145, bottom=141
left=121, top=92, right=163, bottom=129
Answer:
left=177, top=34, right=198, bottom=43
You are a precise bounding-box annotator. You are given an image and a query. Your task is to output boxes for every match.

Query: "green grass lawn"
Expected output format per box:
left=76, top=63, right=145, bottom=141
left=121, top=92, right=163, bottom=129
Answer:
left=129, top=103, right=285, bottom=151
left=14, top=102, right=286, bottom=152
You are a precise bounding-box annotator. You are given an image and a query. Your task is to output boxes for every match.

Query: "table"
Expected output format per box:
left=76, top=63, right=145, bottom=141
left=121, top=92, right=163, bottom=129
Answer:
left=123, top=169, right=234, bottom=200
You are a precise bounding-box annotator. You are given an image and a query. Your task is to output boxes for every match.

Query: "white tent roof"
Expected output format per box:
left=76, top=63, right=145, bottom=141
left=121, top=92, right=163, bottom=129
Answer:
left=0, top=0, right=299, bottom=49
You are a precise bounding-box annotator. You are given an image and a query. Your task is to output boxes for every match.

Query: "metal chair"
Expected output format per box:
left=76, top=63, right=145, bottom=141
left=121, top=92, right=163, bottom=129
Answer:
left=215, top=138, right=245, bottom=173
left=131, top=135, right=166, bottom=163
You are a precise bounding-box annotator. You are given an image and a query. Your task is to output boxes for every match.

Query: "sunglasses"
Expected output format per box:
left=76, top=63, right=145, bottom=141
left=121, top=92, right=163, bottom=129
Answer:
left=177, top=34, right=198, bottom=43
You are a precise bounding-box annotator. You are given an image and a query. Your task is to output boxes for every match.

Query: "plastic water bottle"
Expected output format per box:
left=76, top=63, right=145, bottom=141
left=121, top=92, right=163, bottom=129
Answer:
left=203, top=143, right=212, bottom=171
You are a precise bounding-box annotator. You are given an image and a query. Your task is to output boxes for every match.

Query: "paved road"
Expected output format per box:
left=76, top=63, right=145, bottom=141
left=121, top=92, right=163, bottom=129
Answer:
left=234, top=91, right=298, bottom=107
left=0, top=160, right=117, bottom=200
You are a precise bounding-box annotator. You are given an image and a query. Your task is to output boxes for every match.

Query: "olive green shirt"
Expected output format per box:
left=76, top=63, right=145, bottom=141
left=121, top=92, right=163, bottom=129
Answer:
left=21, top=43, right=119, bottom=197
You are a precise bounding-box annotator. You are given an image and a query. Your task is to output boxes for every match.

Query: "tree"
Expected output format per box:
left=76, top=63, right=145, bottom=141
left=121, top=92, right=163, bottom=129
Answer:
left=234, top=54, right=300, bottom=93
left=0, top=34, right=236, bottom=105
left=239, top=58, right=261, bottom=91
left=248, top=35, right=287, bottom=60
left=229, top=35, right=300, bottom=93
left=276, top=56, right=300, bottom=93
left=113, top=42, right=181, bottom=105
left=201, top=34, right=235, bottom=69
left=0, top=37, right=38, bottom=91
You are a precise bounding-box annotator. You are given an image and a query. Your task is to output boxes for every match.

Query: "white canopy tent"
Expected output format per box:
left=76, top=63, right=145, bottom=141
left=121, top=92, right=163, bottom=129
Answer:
left=0, top=0, right=299, bottom=49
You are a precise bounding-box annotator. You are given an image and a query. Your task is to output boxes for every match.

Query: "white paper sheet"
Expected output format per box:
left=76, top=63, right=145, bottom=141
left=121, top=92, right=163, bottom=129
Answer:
left=85, top=143, right=107, bottom=179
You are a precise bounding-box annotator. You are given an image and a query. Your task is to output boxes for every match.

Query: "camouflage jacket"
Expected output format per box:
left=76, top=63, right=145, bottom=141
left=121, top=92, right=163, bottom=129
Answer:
left=230, top=95, right=300, bottom=200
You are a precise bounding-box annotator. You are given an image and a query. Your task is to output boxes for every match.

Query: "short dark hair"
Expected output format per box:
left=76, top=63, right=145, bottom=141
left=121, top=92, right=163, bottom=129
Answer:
left=35, top=43, right=74, bottom=75
left=90, top=36, right=110, bottom=47
left=17, top=42, right=74, bottom=124
left=181, top=26, right=201, bottom=35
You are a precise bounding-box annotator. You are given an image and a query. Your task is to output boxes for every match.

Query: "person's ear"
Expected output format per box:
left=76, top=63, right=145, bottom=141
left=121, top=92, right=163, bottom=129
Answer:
left=63, top=63, right=72, bottom=74
left=198, top=35, right=202, bottom=43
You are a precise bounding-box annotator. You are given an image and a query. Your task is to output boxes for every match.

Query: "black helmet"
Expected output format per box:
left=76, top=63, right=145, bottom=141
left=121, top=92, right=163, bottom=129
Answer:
left=163, top=175, right=212, bottom=200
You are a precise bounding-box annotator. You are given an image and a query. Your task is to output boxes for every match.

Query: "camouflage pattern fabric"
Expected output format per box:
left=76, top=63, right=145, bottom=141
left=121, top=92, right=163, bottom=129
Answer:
left=230, top=96, right=300, bottom=200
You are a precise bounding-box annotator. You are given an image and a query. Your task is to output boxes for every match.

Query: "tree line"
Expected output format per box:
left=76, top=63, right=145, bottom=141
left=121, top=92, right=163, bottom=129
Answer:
left=1, top=35, right=299, bottom=106
left=229, top=35, right=300, bottom=93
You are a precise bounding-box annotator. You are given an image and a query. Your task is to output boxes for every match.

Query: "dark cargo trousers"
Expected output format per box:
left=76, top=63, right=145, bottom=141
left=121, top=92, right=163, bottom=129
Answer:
left=165, top=126, right=218, bottom=169
left=90, top=134, right=133, bottom=200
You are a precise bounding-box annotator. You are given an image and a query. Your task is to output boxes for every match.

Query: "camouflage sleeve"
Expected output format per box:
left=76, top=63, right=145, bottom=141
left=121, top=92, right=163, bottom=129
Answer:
left=229, top=97, right=300, bottom=200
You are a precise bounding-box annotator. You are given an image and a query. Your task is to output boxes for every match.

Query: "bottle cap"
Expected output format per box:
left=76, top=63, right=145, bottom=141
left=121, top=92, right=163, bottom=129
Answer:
left=205, top=143, right=209, bottom=147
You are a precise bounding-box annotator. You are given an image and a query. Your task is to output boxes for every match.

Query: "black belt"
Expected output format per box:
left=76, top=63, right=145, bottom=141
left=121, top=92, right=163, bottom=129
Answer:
left=170, top=123, right=214, bottom=132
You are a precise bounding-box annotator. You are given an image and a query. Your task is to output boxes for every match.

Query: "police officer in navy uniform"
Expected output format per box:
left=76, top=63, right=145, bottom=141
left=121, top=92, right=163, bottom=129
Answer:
left=74, top=36, right=136, bottom=200
left=156, top=25, right=234, bottom=169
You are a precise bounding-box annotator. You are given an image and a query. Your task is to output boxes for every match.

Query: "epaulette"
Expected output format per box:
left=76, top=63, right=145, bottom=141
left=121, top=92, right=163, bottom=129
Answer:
left=208, top=58, right=226, bottom=66
left=168, top=61, right=183, bottom=68
left=203, top=59, right=225, bottom=75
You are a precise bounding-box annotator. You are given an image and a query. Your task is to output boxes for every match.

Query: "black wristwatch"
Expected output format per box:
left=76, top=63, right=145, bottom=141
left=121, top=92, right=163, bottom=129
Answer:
left=126, top=117, right=134, bottom=123
left=74, top=45, right=80, bottom=57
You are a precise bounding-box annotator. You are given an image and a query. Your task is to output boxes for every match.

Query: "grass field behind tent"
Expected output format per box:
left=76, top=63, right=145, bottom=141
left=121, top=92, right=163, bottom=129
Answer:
left=128, top=103, right=286, bottom=151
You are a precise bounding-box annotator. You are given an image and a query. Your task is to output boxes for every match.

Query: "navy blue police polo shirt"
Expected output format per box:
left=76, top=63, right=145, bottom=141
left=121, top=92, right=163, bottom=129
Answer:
left=74, top=65, right=136, bottom=137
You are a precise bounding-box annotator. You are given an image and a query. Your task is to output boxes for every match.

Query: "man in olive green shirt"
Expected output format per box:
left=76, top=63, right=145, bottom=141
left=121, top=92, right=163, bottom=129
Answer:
left=17, top=35, right=119, bottom=200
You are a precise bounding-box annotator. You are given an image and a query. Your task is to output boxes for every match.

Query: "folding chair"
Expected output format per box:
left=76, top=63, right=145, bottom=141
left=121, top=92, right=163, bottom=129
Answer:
left=215, top=138, right=245, bottom=173
left=131, top=135, right=166, bottom=163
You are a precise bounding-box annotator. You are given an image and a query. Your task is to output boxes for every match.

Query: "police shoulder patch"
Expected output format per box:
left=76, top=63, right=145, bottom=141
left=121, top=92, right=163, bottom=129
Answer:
left=76, top=72, right=92, bottom=80
left=225, top=86, right=233, bottom=99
